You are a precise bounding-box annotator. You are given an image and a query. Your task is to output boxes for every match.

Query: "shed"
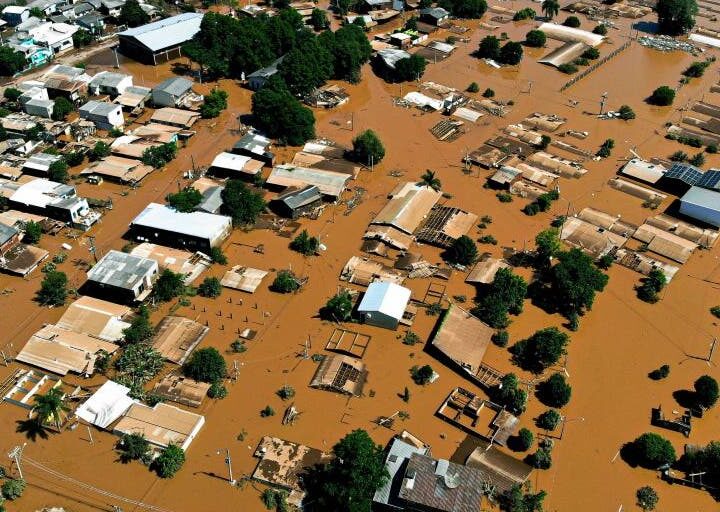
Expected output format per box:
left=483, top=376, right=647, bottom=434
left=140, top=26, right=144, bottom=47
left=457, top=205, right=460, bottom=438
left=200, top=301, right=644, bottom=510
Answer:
left=208, top=151, right=264, bottom=179
left=680, top=186, right=720, bottom=227
left=430, top=305, right=494, bottom=378
left=309, top=354, right=367, bottom=396
left=85, top=249, right=159, bottom=302
left=466, top=257, right=510, bottom=285
left=153, top=375, right=210, bottom=408
left=269, top=185, right=323, bottom=219
left=151, top=316, right=209, bottom=365
left=118, top=13, right=203, bottom=65
left=152, top=77, right=196, bottom=108
left=465, top=441, right=532, bottom=494
left=56, top=296, right=132, bottom=342
left=247, top=56, right=285, bottom=91
left=76, top=380, right=135, bottom=428
left=358, top=281, right=411, bottom=330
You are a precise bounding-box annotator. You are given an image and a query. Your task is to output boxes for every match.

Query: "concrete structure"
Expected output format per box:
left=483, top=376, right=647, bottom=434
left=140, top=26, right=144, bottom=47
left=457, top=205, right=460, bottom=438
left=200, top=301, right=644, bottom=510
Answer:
left=680, top=186, right=720, bottom=227
left=2, top=6, right=30, bottom=26
left=358, top=281, right=411, bottom=330
left=113, top=402, right=205, bottom=450
left=79, top=100, right=124, bottom=130
left=85, top=249, right=159, bottom=303
left=88, top=71, right=133, bottom=97
left=118, top=13, right=203, bottom=65
left=130, top=202, right=232, bottom=252
left=9, top=179, right=100, bottom=229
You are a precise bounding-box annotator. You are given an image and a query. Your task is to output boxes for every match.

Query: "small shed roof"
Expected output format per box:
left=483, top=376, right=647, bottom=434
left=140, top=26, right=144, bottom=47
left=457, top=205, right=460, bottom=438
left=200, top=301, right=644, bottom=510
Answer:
left=151, top=316, right=209, bottom=365
left=371, top=182, right=442, bottom=234
left=358, top=281, right=411, bottom=321
left=154, top=76, right=193, bottom=96
left=273, top=185, right=322, bottom=210
left=76, top=380, right=135, bottom=428
left=87, top=249, right=158, bottom=291
left=210, top=151, right=263, bottom=175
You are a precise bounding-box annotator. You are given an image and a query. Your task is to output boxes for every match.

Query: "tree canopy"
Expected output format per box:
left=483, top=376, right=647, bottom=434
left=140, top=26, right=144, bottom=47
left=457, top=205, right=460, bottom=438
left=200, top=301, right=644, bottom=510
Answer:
left=629, top=432, right=677, bottom=468
left=541, top=0, right=560, bottom=19
left=118, top=0, right=150, bottom=27
left=166, top=187, right=202, bottom=213
left=251, top=77, right=315, bottom=145
left=491, top=373, right=528, bottom=415
left=122, top=306, right=154, bottom=344
left=311, top=7, right=330, bottom=30
left=0, top=46, right=27, bottom=77
left=472, top=268, right=527, bottom=328
left=52, top=97, right=74, bottom=121
left=200, top=88, right=228, bottom=119
left=142, top=142, right=177, bottom=169
left=279, top=36, right=333, bottom=96
left=525, top=30, right=546, bottom=47
left=290, top=229, right=320, bottom=255
left=197, top=276, right=222, bottom=298
left=115, top=343, right=164, bottom=396
left=537, top=373, right=572, bottom=408
left=534, top=228, right=561, bottom=269
left=153, top=269, right=186, bottom=302
left=657, top=0, right=697, bottom=35
left=304, top=429, right=389, bottom=512
left=37, top=270, right=68, bottom=306
left=48, top=159, right=69, bottom=183
left=499, top=484, right=546, bottom=512
left=153, top=444, right=186, bottom=478
left=694, top=375, right=719, bottom=409
left=220, top=179, right=266, bottom=226
left=391, top=55, right=427, bottom=82
left=547, top=248, right=609, bottom=320
left=648, top=85, right=675, bottom=106
left=183, top=347, right=227, bottom=383
left=272, top=270, right=300, bottom=293
left=351, top=129, right=385, bottom=164
left=438, top=0, right=488, bottom=18
left=322, top=290, right=354, bottom=321
left=446, top=235, right=478, bottom=266
left=511, top=327, right=569, bottom=374
left=477, top=35, right=501, bottom=59
left=498, top=41, right=524, bottom=65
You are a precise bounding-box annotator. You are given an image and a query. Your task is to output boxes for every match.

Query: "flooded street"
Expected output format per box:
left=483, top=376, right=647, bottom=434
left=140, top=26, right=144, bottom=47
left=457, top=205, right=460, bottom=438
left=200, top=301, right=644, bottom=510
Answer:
left=0, top=4, right=719, bottom=511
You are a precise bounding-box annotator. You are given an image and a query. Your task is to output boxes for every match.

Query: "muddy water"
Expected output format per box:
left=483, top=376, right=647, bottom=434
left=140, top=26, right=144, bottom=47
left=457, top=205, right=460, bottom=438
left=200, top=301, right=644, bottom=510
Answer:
left=1, top=5, right=720, bottom=512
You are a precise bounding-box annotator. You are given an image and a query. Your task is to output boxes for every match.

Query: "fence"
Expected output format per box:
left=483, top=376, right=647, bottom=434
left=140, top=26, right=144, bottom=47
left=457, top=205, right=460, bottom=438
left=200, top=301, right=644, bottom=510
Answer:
left=560, top=40, right=632, bottom=91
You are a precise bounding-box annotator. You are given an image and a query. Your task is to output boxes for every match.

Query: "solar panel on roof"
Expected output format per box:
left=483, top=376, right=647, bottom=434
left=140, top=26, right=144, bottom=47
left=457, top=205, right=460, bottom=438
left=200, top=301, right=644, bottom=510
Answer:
left=665, top=163, right=703, bottom=185
left=697, top=170, right=720, bottom=190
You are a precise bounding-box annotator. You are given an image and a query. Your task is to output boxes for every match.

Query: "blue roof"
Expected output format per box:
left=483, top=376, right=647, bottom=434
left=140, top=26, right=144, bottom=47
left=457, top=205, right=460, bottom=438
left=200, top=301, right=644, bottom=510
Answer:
left=664, top=162, right=703, bottom=185
left=681, top=186, right=720, bottom=210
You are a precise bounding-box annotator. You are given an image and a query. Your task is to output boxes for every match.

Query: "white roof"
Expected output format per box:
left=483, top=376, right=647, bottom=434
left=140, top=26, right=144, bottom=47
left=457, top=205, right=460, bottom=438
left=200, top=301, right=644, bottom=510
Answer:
left=358, top=281, right=411, bottom=320
left=118, top=13, right=203, bottom=53
left=76, top=380, right=135, bottom=428
left=3, top=5, right=28, bottom=14
left=267, top=164, right=350, bottom=197
left=403, top=92, right=443, bottom=111
left=131, top=202, right=231, bottom=240
left=689, top=33, right=720, bottom=49
left=10, top=178, right=74, bottom=208
left=538, top=22, right=605, bottom=47
left=210, top=152, right=253, bottom=171
left=378, top=48, right=411, bottom=69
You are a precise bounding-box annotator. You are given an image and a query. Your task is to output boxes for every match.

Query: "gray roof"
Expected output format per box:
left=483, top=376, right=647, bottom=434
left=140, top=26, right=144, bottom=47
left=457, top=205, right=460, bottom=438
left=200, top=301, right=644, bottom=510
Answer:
left=101, top=0, right=125, bottom=9
left=90, top=71, right=130, bottom=89
left=234, top=132, right=272, bottom=153
left=118, top=12, right=203, bottom=53
left=197, top=185, right=224, bottom=214
left=77, top=12, right=104, bottom=26
left=681, top=186, right=720, bottom=211
left=374, top=438, right=429, bottom=506
left=247, top=56, right=284, bottom=80
left=87, top=249, right=157, bottom=290
left=80, top=100, right=119, bottom=116
left=24, top=152, right=62, bottom=171
left=153, top=77, right=193, bottom=96
left=124, top=85, right=151, bottom=95
left=0, top=222, right=18, bottom=245
left=420, top=7, right=449, bottom=18
left=273, top=185, right=321, bottom=210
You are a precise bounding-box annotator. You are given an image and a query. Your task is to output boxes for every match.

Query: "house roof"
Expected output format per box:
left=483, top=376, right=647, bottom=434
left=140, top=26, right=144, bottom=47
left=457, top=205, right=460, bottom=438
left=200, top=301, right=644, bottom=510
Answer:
left=420, top=7, right=448, bottom=18
left=247, top=55, right=285, bottom=80
left=130, top=242, right=211, bottom=283
left=89, top=71, right=131, bottom=89
left=374, top=437, right=430, bottom=505
left=80, top=99, right=120, bottom=116
left=23, top=152, right=62, bottom=173
left=0, top=222, right=18, bottom=245
left=113, top=402, right=205, bottom=449
left=681, top=185, right=720, bottom=211
left=56, top=296, right=132, bottom=342
left=372, top=182, right=442, bottom=234
left=358, top=281, right=411, bottom=321
left=538, top=41, right=588, bottom=67
left=234, top=132, right=272, bottom=154
left=153, top=375, right=210, bottom=408
left=466, top=257, right=510, bottom=284
left=151, top=316, right=208, bottom=365
left=118, top=12, right=203, bottom=53
left=3, top=5, right=29, bottom=14
left=267, top=164, right=350, bottom=198
left=76, top=380, right=135, bottom=428
left=377, top=48, right=411, bottom=69
left=538, top=22, right=604, bottom=46
left=81, top=155, right=154, bottom=183
left=252, top=436, right=331, bottom=495
left=87, top=249, right=158, bottom=290
left=10, top=179, right=75, bottom=209
left=430, top=305, right=494, bottom=374
left=465, top=440, right=532, bottom=494
left=273, top=184, right=322, bottom=210
left=153, top=76, right=193, bottom=96
left=210, top=151, right=263, bottom=175
left=130, top=202, right=232, bottom=240
left=310, top=354, right=367, bottom=396
left=150, top=107, right=200, bottom=127
left=220, top=265, right=268, bottom=293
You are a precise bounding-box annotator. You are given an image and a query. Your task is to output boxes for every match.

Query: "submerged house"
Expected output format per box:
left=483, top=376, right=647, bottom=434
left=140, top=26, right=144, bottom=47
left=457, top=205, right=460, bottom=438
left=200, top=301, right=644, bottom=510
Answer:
left=118, top=13, right=203, bottom=65
left=85, top=249, right=159, bottom=303
left=9, top=178, right=100, bottom=229
left=357, top=281, right=412, bottom=330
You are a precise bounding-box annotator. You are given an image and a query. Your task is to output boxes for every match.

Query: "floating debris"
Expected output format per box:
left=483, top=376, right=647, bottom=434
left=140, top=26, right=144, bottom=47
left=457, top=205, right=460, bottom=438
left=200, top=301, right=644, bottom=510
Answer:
left=638, top=35, right=698, bottom=54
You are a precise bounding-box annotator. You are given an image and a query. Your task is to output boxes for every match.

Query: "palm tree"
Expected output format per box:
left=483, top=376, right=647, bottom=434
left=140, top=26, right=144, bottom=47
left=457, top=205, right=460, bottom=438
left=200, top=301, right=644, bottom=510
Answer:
left=32, top=388, right=68, bottom=430
left=419, top=170, right=442, bottom=191
left=542, top=0, right=560, bottom=19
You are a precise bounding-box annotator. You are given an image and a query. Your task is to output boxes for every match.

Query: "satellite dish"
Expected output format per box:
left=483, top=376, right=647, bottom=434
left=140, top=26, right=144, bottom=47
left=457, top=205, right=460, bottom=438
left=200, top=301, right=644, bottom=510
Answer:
left=444, top=473, right=461, bottom=489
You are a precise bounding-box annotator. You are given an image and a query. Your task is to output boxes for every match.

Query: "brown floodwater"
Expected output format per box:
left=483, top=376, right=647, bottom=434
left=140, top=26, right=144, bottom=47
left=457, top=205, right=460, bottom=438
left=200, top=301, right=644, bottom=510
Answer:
left=1, top=4, right=720, bottom=511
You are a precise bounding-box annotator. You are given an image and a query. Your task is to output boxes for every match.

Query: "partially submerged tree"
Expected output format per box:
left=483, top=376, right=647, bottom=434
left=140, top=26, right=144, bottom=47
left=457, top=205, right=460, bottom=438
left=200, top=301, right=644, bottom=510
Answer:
left=491, top=373, right=527, bottom=415
left=411, top=364, right=435, bottom=385
left=657, top=0, right=698, bottom=35
left=197, top=276, right=222, bottom=298
left=251, top=77, right=315, bottom=145
left=648, top=85, right=676, bottom=106
left=636, top=269, right=666, bottom=303
left=290, top=229, right=320, bottom=256
left=694, top=375, right=719, bottom=409
left=546, top=248, right=609, bottom=321
left=537, top=373, right=572, bottom=408
left=541, top=0, right=560, bottom=19
left=221, top=179, right=266, bottom=226
left=418, top=169, right=442, bottom=191
left=351, top=129, right=385, bottom=164
left=498, top=41, right=524, bottom=65
left=322, top=290, right=354, bottom=321
left=115, top=343, right=164, bottom=396
left=23, top=221, right=42, bottom=244
left=118, top=433, right=150, bottom=463
left=37, top=270, right=68, bottom=306
left=636, top=486, right=659, bottom=511
left=536, top=409, right=561, bottom=431
left=123, top=306, right=154, bottom=344
left=525, top=29, right=546, bottom=47
left=200, top=89, right=228, bottom=119
left=154, top=269, right=186, bottom=302
left=472, top=268, right=527, bottom=328
left=272, top=270, right=300, bottom=293
left=166, top=187, right=202, bottom=213
left=511, top=327, right=569, bottom=374
left=629, top=432, right=676, bottom=468
left=183, top=347, right=227, bottom=383
left=52, top=97, right=74, bottom=121
left=153, top=444, right=185, bottom=478
left=32, top=387, right=68, bottom=430
left=477, top=35, right=501, bottom=60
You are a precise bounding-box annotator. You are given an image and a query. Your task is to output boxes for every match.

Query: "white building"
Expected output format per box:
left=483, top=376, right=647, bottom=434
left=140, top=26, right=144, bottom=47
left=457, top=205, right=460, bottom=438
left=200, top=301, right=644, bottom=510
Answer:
left=79, top=100, right=124, bottom=130
left=88, top=71, right=134, bottom=97
left=27, top=22, right=79, bottom=54
left=86, top=249, right=159, bottom=302
left=358, top=281, right=412, bottom=330
left=9, top=179, right=101, bottom=228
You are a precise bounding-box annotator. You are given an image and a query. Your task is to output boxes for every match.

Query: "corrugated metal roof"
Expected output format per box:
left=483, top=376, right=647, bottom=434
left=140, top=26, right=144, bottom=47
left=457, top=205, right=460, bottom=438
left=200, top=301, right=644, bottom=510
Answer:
left=131, top=202, right=231, bottom=240
left=681, top=185, right=720, bottom=210
left=357, top=281, right=411, bottom=320
left=154, top=76, right=193, bottom=96
left=118, top=12, right=203, bottom=53
left=87, top=249, right=158, bottom=290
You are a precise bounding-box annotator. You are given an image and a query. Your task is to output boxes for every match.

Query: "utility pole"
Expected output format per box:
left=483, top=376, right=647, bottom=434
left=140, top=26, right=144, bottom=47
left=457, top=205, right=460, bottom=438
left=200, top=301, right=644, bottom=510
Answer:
left=7, top=444, right=26, bottom=480
left=600, top=91, right=608, bottom=115
left=112, top=46, right=120, bottom=69
left=708, top=337, right=717, bottom=364
left=219, top=448, right=235, bottom=485
left=87, top=236, right=98, bottom=263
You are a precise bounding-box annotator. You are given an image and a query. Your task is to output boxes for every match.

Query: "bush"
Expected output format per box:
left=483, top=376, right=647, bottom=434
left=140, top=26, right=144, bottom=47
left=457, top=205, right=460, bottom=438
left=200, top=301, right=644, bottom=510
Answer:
left=410, top=364, right=434, bottom=385
left=24, top=220, right=42, bottom=244
left=123, top=306, right=153, bottom=343
left=52, top=97, right=74, bottom=121
left=574, top=57, right=589, bottom=66
left=490, top=373, right=527, bottom=415
left=683, top=60, right=710, bottom=78
left=513, top=7, right=536, bottom=20
left=707, top=143, right=718, bottom=154
left=516, top=428, right=534, bottom=451
left=629, top=432, right=676, bottom=468
left=528, top=448, right=552, bottom=469
left=689, top=152, right=705, bottom=167
left=119, top=433, right=150, bottom=462
left=558, top=63, right=578, bottom=74
left=636, top=486, right=659, bottom=511
left=525, top=29, right=546, bottom=47
left=711, top=305, right=720, bottom=318
left=669, top=150, right=688, bottom=162
left=523, top=202, right=540, bottom=216
left=290, top=229, right=319, bottom=256
left=477, top=35, right=500, bottom=59
left=322, top=290, right=353, bottom=321
left=446, top=235, right=478, bottom=266
left=142, top=142, right=177, bottom=169
left=64, top=151, right=85, bottom=166
left=492, top=330, right=509, bottom=347
left=230, top=339, right=247, bottom=353
left=636, top=269, right=666, bottom=303
left=694, top=375, right=719, bottom=409
left=563, top=15, right=581, bottom=27
left=37, top=270, right=68, bottom=306
left=153, top=444, right=185, bottom=478
left=496, top=192, right=513, bottom=202
left=596, top=138, right=615, bottom=158
left=467, top=81, right=479, bottom=93
left=208, top=382, right=227, bottom=399
left=1, top=480, right=25, bottom=500
left=198, top=276, right=222, bottom=298
left=593, top=24, right=608, bottom=35
left=649, top=86, right=675, bottom=106
left=351, top=129, right=385, bottom=164
left=511, top=327, right=569, bottom=374
left=183, top=347, right=227, bottom=383
left=618, top=104, right=636, bottom=120
left=537, top=409, right=561, bottom=430
left=537, top=373, right=572, bottom=407
left=201, top=89, right=228, bottom=119
left=482, top=88, right=495, bottom=98
left=649, top=364, right=670, bottom=380
left=272, top=270, right=299, bottom=293
left=276, top=385, right=296, bottom=400
left=166, top=187, right=202, bottom=213
left=260, top=405, right=275, bottom=417
left=90, top=141, right=111, bottom=160
left=210, top=246, right=227, bottom=264
left=582, top=47, right=599, bottom=60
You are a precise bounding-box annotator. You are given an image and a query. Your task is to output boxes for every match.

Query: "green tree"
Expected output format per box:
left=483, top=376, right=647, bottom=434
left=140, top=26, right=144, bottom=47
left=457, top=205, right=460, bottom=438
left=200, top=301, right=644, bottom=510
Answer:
left=657, top=0, right=697, bottom=35
left=548, top=248, right=609, bottom=319
left=119, top=0, right=150, bottom=27
left=123, top=306, right=154, bottom=343
left=197, top=276, right=222, bottom=298
left=648, top=85, right=675, bottom=106
left=115, top=343, right=164, bottom=395
left=0, top=46, right=28, bottom=76
left=541, top=0, right=560, bottom=19
left=73, top=29, right=94, bottom=48
left=535, top=227, right=561, bottom=268
left=46, top=159, right=68, bottom=183
left=563, top=15, right=581, bottom=27
left=683, top=60, right=710, bottom=78
left=272, top=270, right=299, bottom=293
left=29, top=7, right=44, bottom=18
left=200, top=89, right=228, bottom=119
left=582, top=47, right=599, bottom=59
left=499, top=484, right=546, bottom=512
left=472, top=268, right=527, bottom=328
left=221, top=180, right=265, bottom=226
left=32, top=387, right=68, bottom=429
left=537, top=373, right=572, bottom=407
left=689, top=152, right=705, bottom=167
left=525, top=30, right=546, bottom=47
left=24, top=220, right=43, bottom=244
left=498, top=41, right=524, bottom=65
left=467, top=82, right=479, bottom=93
left=118, top=433, right=150, bottom=463
left=491, top=373, right=527, bottom=415
left=636, top=268, right=666, bottom=303
left=411, top=364, right=435, bottom=385
left=290, top=229, right=320, bottom=256
left=351, top=129, right=385, bottom=164
left=1, top=480, right=25, bottom=500
left=3, top=88, right=22, bottom=102
left=327, top=25, right=372, bottom=82
left=166, top=187, right=202, bottom=212
left=322, top=290, right=353, bottom=321
left=392, top=54, right=427, bottom=82
left=90, top=141, right=111, bottom=160
left=511, top=327, right=569, bottom=374
left=630, top=432, right=677, bottom=468
left=477, top=35, right=501, bottom=59
left=64, top=151, right=85, bottom=166
left=439, top=0, right=487, bottom=18
left=304, top=429, right=389, bottom=512
left=636, top=486, right=659, bottom=511
left=694, top=375, right=719, bottom=409
left=618, top=104, right=635, bottom=120
left=311, top=7, right=330, bottom=30
left=251, top=77, right=315, bottom=145
left=419, top=169, right=442, bottom=191
left=528, top=448, right=552, bottom=469
left=593, top=24, right=608, bottom=35
left=446, top=235, right=478, bottom=266
left=37, top=270, right=68, bottom=306
left=154, top=269, right=186, bottom=302
left=142, top=142, right=177, bottom=169
left=537, top=409, right=561, bottom=430
left=279, top=37, right=333, bottom=97
left=183, top=347, right=227, bottom=383
left=210, top=246, right=227, bottom=264
left=52, top=97, right=74, bottom=121
left=513, top=7, right=536, bottom=20
left=153, top=444, right=185, bottom=478
left=516, top=428, right=534, bottom=451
